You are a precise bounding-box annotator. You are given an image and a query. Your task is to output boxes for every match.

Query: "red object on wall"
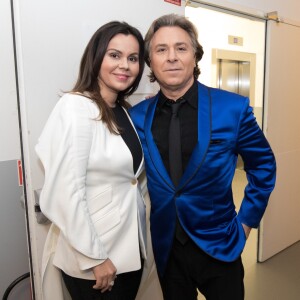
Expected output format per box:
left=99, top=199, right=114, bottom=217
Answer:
left=164, top=0, right=181, bottom=6
left=17, top=159, right=23, bottom=186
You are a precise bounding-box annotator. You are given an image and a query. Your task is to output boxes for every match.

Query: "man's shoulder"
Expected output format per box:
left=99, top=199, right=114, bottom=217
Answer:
left=133, top=96, right=156, bottom=109
left=129, top=96, right=157, bottom=116
left=129, top=97, right=157, bottom=128
left=208, top=85, right=247, bottom=101
left=197, top=81, right=246, bottom=98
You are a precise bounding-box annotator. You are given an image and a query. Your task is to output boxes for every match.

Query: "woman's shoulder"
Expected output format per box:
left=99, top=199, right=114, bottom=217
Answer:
left=59, top=92, right=94, bottom=105
left=57, top=92, right=99, bottom=115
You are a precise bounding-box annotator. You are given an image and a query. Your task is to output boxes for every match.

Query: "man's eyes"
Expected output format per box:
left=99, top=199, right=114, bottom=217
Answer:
left=178, top=47, right=187, bottom=51
left=155, top=47, right=187, bottom=53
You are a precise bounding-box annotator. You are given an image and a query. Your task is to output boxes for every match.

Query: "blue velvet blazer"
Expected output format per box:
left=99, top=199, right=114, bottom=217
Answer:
left=130, top=81, right=276, bottom=276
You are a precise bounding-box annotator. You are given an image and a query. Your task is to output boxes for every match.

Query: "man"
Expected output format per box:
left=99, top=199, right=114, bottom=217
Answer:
left=130, top=14, right=276, bottom=300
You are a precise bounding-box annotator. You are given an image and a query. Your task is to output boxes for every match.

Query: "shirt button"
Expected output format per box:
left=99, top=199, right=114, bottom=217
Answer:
left=131, top=179, right=137, bottom=185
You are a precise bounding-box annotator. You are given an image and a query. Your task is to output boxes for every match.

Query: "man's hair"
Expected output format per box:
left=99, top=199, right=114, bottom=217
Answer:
left=144, top=14, right=204, bottom=82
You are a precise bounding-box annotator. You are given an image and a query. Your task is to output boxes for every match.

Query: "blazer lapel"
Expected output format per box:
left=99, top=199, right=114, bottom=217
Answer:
left=144, top=95, right=174, bottom=188
left=123, top=107, right=144, bottom=178
left=179, top=82, right=212, bottom=188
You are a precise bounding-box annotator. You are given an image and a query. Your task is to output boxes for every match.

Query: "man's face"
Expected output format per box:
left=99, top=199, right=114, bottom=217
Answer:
left=149, top=26, right=195, bottom=96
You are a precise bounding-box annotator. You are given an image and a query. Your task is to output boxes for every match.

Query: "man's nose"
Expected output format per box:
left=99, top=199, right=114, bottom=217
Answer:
left=167, top=48, right=178, bottom=61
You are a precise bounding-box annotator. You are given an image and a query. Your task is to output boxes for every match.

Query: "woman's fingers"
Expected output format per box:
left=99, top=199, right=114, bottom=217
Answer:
left=92, top=258, right=117, bottom=292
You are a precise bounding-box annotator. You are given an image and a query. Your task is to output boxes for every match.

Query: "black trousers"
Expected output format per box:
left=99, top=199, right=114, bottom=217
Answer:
left=61, top=265, right=143, bottom=300
left=159, top=238, right=245, bottom=300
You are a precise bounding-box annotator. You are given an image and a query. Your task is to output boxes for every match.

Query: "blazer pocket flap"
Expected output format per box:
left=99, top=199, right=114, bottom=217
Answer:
left=88, top=186, right=112, bottom=215
left=92, top=207, right=121, bottom=236
left=210, top=139, right=222, bottom=145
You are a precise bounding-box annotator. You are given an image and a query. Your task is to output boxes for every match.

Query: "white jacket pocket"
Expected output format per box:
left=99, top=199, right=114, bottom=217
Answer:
left=87, top=186, right=120, bottom=235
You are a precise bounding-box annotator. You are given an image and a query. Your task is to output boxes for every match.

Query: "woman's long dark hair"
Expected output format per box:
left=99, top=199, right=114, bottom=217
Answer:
left=71, top=21, right=145, bottom=133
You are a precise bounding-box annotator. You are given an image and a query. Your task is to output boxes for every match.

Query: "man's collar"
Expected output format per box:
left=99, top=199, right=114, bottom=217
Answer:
left=158, top=79, right=198, bottom=109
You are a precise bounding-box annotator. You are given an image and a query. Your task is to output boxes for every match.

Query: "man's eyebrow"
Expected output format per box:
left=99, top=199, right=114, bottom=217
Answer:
left=176, top=42, right=188, bottom=45
left=153, top=43, right=168, bottom=48
left=153, top=42, right=188, bottom=48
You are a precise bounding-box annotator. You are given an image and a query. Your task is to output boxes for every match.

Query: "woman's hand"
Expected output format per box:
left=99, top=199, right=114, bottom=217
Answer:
left=92, top=258, right=117, bottom=293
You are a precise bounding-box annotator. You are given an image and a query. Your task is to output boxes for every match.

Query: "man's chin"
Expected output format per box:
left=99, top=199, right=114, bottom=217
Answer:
left=160, top=79, right=183, bottom=88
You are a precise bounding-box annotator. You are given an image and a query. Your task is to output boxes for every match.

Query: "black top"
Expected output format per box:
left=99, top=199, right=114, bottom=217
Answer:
left=151, top=80, right=198, bottom=174
left=112, top=103, right=143, bottom=174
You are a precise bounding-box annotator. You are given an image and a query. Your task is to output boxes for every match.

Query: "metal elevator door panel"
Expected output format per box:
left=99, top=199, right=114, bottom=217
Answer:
left=238, top=61, right=250, bottom=97
left=217, top=59, right=250, bottom=98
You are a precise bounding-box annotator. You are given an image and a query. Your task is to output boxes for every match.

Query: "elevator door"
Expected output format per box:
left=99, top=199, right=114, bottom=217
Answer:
left=217, top=59, right=250, bottom=98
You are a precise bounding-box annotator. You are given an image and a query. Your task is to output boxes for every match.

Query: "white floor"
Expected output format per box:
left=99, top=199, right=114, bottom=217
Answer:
left=198, top=169, right=300, bottom=299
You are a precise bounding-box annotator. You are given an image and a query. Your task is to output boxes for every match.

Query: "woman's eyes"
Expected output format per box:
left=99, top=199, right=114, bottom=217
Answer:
left=108, top=52, right=138, bottom=62
left=109, top=52, right=120, bottom=59
left=128, top=56, right=138, bottom=62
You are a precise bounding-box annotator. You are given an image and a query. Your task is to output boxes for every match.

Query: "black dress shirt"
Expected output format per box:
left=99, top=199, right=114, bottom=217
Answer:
left=152, top=80, right=198, bottom=175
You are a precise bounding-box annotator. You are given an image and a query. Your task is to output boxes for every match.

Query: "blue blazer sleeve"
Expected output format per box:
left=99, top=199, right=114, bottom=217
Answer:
left=236, top=98, right=276, bottom=228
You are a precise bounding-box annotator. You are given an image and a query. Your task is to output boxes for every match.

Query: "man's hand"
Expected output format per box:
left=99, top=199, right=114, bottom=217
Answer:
left=92, top=258, right=117, bottom=293
left=242, top=223, right=252, bottom=239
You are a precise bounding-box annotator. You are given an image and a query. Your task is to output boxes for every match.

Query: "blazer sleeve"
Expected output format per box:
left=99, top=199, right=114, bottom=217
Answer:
left=36, top=94, right=107, bottom=270
left=236, top=98, right=276, bottom=228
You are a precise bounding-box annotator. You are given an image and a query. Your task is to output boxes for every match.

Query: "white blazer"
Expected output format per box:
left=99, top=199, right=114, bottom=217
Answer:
left=36, top=93, right=147, bottom=290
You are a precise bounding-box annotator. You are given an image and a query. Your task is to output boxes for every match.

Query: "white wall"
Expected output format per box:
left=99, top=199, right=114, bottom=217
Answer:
left=0, top=0, right=20, bottom=161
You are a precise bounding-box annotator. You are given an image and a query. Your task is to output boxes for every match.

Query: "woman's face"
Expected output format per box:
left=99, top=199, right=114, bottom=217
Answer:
left=98, top=33, right=140, bottom=104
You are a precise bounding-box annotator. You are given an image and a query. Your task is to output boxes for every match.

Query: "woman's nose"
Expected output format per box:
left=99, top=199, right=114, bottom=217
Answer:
left=118, top=57, right=129, bottom=69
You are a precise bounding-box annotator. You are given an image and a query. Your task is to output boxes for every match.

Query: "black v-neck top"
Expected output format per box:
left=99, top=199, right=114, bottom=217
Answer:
left=112, top=104, right=142, bottom=174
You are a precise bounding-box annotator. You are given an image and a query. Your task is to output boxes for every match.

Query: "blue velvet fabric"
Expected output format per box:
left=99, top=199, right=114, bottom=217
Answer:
left=129, top=82, right=276, bottom=276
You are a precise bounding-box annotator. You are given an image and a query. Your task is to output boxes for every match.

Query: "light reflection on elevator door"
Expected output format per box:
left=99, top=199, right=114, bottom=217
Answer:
left=217, top=59, right=250, bottom=98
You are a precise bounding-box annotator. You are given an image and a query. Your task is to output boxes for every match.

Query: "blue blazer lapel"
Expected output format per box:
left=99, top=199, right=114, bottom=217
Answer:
left=179, top=82, right=212, bottom=188
left=144, top=95, right=174, bottom=188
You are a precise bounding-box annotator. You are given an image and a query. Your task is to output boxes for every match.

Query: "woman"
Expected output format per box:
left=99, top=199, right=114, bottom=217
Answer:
left=36, top=21, right=146, bottom=300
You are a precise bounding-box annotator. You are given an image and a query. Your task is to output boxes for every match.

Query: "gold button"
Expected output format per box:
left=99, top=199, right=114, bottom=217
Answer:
left=131, top=179, right=137, bottom=185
